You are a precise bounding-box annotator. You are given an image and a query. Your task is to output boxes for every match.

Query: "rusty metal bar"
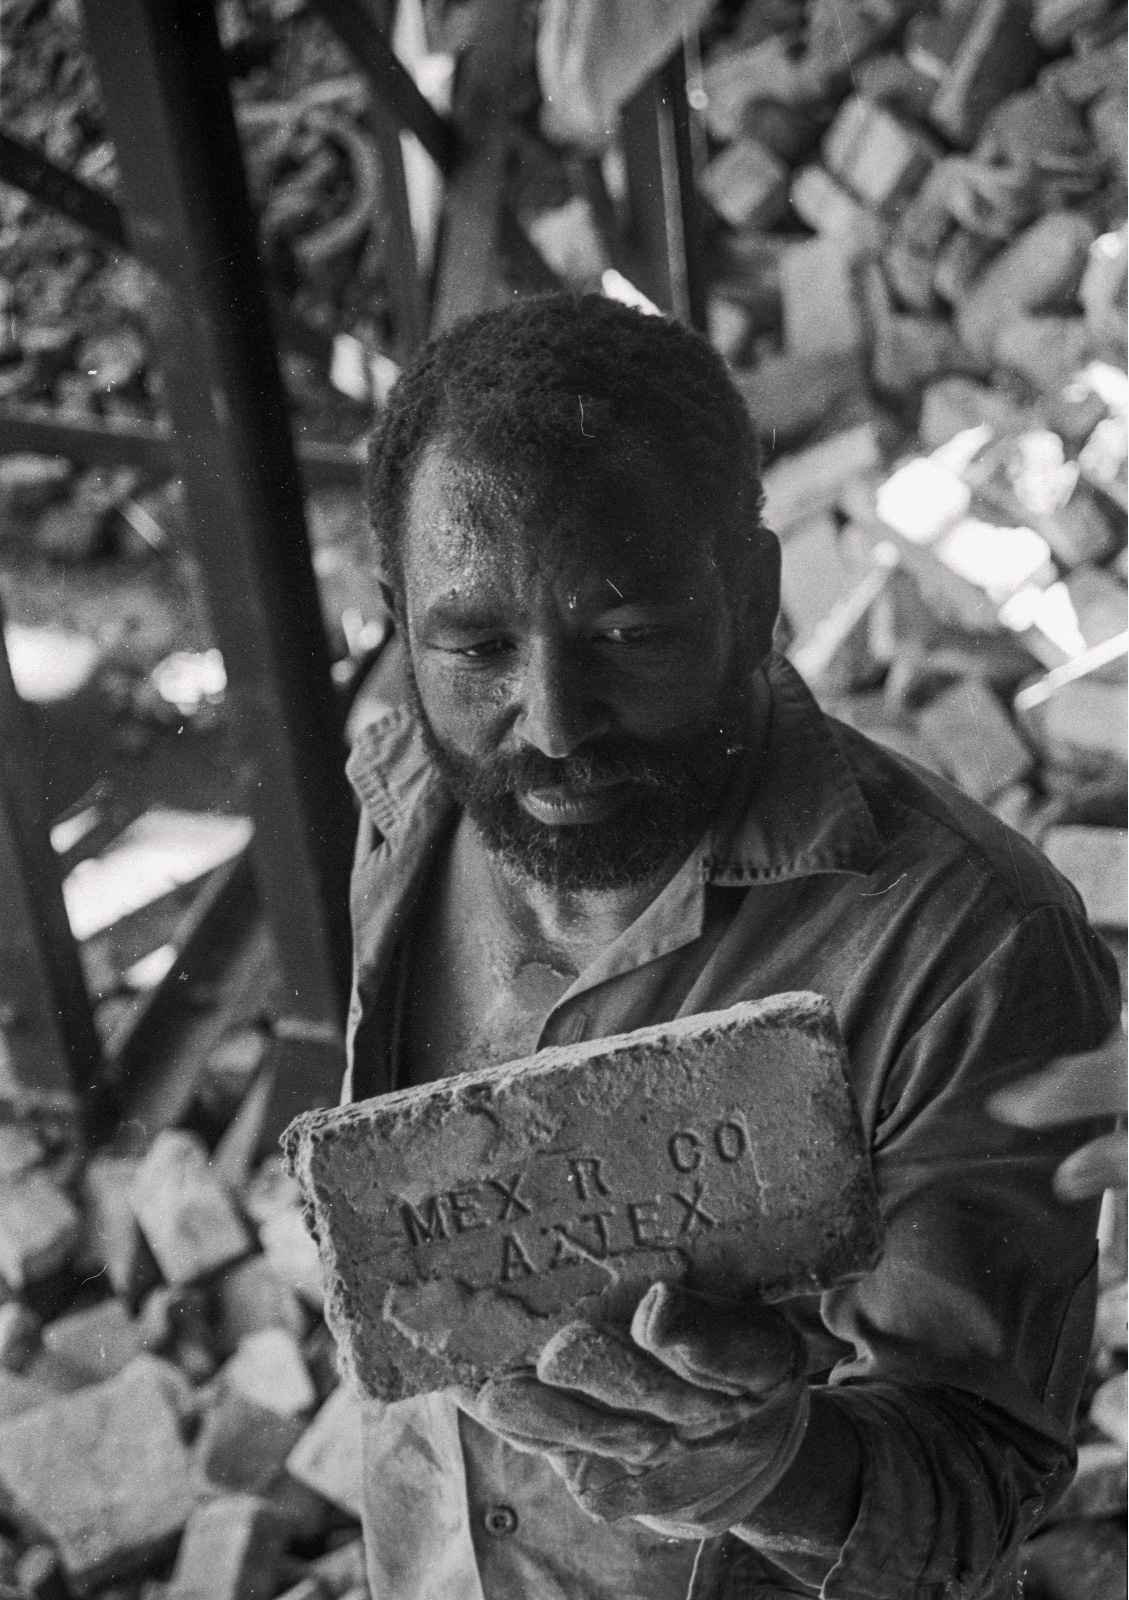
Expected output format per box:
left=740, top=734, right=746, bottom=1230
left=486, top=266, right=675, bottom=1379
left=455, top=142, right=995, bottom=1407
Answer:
left=0, top=603, right=103, bottom=1098
left=81, top=0, right=355, bottom=1026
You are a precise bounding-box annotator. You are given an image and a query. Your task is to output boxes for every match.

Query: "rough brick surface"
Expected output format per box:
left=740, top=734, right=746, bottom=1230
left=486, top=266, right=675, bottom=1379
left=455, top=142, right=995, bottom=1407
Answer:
left=285, top=994, right=882, bottom=1400
left=0, top=1173, right=79, bottom=1289
left=0, top=1355, right=195, bottom=1590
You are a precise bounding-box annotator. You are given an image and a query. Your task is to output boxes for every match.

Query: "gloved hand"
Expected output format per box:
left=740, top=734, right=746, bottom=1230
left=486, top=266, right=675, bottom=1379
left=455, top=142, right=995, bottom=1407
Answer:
left=459, top=1282, right=810, bottom=1540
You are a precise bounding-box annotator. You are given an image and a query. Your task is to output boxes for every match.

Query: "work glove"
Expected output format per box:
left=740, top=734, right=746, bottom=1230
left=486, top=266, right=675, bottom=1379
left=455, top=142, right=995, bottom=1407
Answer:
left=459, top=1282, right=810, bottom=1540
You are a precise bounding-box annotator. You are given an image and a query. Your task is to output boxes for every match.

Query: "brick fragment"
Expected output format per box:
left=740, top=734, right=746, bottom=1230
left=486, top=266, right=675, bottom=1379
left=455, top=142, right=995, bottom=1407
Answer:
left=0, top=1355, right=195, bottom=1590
left=1042, top=827, right=1128, bottom=928
left=78, top=1156, right=157, bottom=1300
left=780, top=516, right=863, bottom=648
left=918, top=680, right=1032, bottom=802
left=167, top=1496, right=283, bottom=1600
left=823, top=96, right=936, bottom=214
left=0, top=1173, right=79, bottom=1289
left=214, top=1255, right=307, bottom=1354
left=130, top=1131, right=250, bottom=1286
left=0, top=1126, right=44, bottom=1182
left=762, top=424, right=880, bottom=534
left=0, top=1368, right=52, bottom=1421
left=925, top=0, right=1043, bottom=145
left=286, top=994, right=881, bottom=1399
left=195, top=1390, right=306, bottom=1496
left=1064, top=566, right=1128, bottom=655
left=286, top=1384, right=365, bottom=1520
left=790, top=166, right=886, bottom=257
left=35, top=1299, right=142, bottom=1389
left=700, top=139, right=787, bottom=231
left=13, top=1543, right=66, bottom=1600
left=224, top=1329, right=316, bottom=1418
left=957, top=212, right=1097, bottom=364
left=779, top=240, right=863, bottom=357
left=1020, top=680, right=1129, bottom=772
left=259, top=1209, right=324, bottom=1311
left=0, top=1303, right=39, bottom=1374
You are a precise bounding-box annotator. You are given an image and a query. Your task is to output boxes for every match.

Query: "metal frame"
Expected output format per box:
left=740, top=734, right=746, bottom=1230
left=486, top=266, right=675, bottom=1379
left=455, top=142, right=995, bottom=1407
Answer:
left=0, top=0, right=708, bottom=1112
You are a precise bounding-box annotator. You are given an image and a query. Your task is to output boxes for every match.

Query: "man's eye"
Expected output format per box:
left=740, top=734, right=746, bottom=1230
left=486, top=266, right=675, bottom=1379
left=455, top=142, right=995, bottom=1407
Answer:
left=452, top=639, right=513, bottom=660
left=599, top=625, right=666, bottom=645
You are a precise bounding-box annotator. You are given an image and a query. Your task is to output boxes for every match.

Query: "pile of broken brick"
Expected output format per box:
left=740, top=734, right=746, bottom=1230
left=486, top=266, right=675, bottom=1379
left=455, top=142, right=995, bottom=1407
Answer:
left=0, top=1116, right=368, bottom=1599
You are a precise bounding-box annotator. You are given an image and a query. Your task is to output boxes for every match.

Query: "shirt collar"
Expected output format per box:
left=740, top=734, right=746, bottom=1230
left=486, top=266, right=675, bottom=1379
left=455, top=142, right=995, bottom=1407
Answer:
left=345, top=653, right=881, bottom=886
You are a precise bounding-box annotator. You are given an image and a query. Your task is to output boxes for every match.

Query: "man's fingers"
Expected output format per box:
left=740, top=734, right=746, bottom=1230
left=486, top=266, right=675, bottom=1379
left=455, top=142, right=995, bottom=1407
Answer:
left=631, top=1283, right=803, bottom=1397
left=1054, top=1130, right=1128, bottom=1200
left=537, top=1321, right=736, bottom=1433
left=988, top=1033, right=1128, bottom=1127
left=473, top=1372, right=667, bottom=1463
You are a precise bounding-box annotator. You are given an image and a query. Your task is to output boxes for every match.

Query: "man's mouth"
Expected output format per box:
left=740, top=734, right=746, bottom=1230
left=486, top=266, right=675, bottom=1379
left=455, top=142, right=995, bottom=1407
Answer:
left=518, top=780, right=631, bottom=827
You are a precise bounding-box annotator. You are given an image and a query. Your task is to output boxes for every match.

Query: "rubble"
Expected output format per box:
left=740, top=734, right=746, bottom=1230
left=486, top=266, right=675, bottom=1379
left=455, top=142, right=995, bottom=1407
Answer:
left=0, top=0, right=1121, bottom=1591
left=0, top=1355, right=196, bottom=1590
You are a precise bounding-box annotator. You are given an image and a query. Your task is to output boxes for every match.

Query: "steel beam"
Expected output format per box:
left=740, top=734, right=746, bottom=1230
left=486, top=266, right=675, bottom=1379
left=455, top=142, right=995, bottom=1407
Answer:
left=310, top=0, right=456, bottom=172
left=621, top=47, right=706, bottom=330
left=81, top=0, right=355, bottom=1025
left=0, top=130, right=127, bottom=250
left=431, top=0, right=525, bottom=331
left=0, top=602, right=103, bottom=1099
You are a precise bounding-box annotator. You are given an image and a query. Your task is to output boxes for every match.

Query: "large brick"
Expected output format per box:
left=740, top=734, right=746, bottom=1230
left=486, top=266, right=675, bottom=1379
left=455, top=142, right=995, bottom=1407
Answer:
left=779, top=240, right=864, bottom=357
left=166, top=1496, right=283, bottom=1600
left=36, top=1298, right=142, bottom=1388
left=285, top=994, right=882, bottom=1399
left=0, top=1355, right=195, bottom=1591
left=130, top=1131, right=250, bottom=1287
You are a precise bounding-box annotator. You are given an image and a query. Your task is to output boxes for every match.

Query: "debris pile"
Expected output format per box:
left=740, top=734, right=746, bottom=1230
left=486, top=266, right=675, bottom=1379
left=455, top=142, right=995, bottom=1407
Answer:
left=0, top=1114, right=369, bottom=1599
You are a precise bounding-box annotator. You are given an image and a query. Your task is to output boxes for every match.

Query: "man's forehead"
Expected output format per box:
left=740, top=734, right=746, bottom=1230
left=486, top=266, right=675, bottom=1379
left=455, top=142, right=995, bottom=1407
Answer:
left=402, top=438, right=712, bottom=581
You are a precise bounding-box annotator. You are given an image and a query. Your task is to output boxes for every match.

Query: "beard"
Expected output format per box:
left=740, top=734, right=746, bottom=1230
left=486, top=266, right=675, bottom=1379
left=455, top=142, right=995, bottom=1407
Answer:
left=411, top=686, right=745, bottom=891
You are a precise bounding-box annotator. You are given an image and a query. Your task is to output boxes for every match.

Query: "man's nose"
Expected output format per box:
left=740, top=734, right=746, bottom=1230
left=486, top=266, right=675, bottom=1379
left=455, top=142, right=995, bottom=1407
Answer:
left=514, top=642, right=610, bottom=759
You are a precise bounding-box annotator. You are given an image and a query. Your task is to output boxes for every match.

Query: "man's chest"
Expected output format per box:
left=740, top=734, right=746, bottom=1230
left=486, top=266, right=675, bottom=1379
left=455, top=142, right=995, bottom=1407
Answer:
left=401, top=837, right=579, bottom=1086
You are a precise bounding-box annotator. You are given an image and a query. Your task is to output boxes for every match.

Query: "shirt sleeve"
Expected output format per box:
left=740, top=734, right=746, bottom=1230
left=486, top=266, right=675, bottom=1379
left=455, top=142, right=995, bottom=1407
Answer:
left=815, top=902, right=1119, bottom=1599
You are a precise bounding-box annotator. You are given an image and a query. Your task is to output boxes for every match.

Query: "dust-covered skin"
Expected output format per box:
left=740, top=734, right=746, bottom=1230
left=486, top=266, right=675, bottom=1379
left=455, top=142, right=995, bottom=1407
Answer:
left=396, top=438, right=778, bottom=1086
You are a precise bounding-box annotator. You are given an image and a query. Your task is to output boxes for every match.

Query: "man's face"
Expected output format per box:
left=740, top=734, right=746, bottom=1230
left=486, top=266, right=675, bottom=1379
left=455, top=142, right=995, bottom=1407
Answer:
left=398, top=440, right=774, bottom=889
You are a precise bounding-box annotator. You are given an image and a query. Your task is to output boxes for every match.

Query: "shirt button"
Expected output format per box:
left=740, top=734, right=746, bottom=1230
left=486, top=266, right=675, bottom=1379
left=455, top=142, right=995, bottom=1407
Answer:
left=482, top=1504, right=519, bottom=1539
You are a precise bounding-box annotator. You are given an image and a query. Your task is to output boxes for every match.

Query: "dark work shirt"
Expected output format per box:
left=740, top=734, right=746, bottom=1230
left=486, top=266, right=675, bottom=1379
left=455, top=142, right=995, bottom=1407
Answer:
left=342, top=653, right=1120, bottom=1600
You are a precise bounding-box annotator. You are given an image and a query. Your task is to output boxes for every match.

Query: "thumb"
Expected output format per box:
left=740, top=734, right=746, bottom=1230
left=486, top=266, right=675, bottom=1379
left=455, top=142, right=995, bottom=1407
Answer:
left=631, top=1283, right=803, bottom=1397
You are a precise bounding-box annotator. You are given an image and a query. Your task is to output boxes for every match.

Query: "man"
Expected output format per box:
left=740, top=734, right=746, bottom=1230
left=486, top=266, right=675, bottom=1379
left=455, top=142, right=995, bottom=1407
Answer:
left=342, top=293, right=1120, bottom=1600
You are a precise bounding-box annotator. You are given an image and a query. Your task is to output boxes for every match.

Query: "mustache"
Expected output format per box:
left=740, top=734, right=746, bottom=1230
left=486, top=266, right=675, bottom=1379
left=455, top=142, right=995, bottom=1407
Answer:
left=462, top=738, right=702, bottom=797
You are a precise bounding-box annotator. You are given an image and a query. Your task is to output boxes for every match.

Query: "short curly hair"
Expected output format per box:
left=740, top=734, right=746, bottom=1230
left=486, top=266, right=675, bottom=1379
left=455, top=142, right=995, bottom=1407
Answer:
left=366, top=292, right=765, bottom=590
